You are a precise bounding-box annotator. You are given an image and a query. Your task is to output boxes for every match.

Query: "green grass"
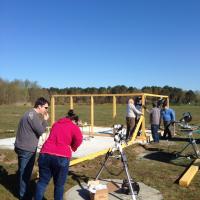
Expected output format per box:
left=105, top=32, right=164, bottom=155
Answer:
left=0, top=104, right=200, bottom=199
left=0, top=105, right=31, bottom=138
left=0, top=104, right=200, bottom=138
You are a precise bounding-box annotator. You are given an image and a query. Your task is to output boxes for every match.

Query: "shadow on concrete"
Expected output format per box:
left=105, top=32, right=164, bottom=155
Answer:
left=68, top=170, right=90, bottom=189
left=68, top=171, right=91, bottom=200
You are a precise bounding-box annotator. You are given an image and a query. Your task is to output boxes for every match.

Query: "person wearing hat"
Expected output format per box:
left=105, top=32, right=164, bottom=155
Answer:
left=35, top=109, right=83, bottom=200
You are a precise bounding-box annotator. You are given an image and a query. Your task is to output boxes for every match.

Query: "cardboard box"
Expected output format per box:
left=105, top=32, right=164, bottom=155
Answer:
left=88, top=180, right=108, bottom=200
left=90, top=188, right=108, bottom=200
left=107, top=181, right=120, bottom=193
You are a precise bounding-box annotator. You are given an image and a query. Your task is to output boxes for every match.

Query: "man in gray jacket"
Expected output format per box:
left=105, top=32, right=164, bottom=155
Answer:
left=14, top=97, right=49, bottom=200
left=149, top=102, right=161, bottom=143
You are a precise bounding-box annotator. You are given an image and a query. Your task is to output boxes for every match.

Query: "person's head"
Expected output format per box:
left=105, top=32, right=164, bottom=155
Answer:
left=66, top=109, right=79, bottom=124
left=34, top=97, right=49, bottom=115
left=157, top=98, right=163, bottom=108
left=152, top=102, right=157, bottom=107
left=135, top=96, right=142, bottom=104
left=162, top=100, right=168, bottom=108
left=128, top=98, right=134, bottom=104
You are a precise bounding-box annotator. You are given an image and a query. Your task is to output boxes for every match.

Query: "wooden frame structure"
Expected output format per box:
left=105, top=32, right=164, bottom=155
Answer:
left=50, top=93, right=169, bottom=136
left=49, top=93, right=169, bottom=166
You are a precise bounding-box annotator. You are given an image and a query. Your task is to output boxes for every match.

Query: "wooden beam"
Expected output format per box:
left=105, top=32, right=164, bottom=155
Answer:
left=50, top=96, right=55, bottom=126
left=179, top=159, right=200, bottom=187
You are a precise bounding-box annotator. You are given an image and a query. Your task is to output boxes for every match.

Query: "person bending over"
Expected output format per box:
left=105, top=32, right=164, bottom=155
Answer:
left=35, top=109, right=83, bottom=200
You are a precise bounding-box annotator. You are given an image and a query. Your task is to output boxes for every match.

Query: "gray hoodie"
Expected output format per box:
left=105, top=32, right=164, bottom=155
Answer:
left=15, top=108, right=47, bottom=152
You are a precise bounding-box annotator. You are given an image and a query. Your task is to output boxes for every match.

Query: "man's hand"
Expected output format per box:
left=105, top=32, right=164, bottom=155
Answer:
left=43, top=112, right=49, bottom=121
left=171, top=121, right=175, bottom=125
left=142, top=105, right=147, bottom=109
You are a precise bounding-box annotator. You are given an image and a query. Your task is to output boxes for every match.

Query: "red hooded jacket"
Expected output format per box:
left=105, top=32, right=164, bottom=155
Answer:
left=40, top=117, right=83, bottom=158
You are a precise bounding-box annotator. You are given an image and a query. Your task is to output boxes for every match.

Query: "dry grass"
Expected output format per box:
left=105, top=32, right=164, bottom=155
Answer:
left=1, top=135, right=200, bottom=199
left=0, top=104, right=200, bottom=199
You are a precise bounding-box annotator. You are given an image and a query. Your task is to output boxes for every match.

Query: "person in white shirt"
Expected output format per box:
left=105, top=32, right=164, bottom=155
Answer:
left=126, top=98, right=142, bottom=140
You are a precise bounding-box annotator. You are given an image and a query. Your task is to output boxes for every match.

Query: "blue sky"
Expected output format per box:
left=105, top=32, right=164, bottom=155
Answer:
left=0, top=0, right=200, bottom=91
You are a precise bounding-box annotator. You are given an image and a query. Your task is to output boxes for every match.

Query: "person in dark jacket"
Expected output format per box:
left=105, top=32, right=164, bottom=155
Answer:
left=35, top=109, right=83, bottom=200
left=14, top=97, right=49, bottom=200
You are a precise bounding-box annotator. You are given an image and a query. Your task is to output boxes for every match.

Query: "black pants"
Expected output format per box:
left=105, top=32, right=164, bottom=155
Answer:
left=163, top=121, right=172, bottom=139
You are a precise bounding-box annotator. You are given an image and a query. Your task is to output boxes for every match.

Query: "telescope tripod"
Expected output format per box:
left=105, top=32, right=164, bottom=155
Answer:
left=95, top=142, right=137, bottom=200
left=176, top=131, right=200, bottom=158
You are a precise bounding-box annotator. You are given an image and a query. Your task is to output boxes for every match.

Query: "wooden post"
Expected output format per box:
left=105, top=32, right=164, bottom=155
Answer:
left=51, top=96, right=55, bottom=126
left=90, top=96, right=94, bottom=136
left=70, top=96, right=73, bottom=109
left=141, top=94, right=146, bottom=136
left=113, top=96, right=116, bottom=120
left=167, top=97, right=169, bottom=107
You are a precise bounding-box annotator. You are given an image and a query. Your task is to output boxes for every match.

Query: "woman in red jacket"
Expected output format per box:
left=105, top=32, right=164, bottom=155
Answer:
left=35, top=109, right=83, bottom=200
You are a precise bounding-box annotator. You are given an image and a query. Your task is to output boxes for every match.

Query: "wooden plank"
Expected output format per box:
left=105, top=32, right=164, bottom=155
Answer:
left=179, top=159, right=200, bottom=187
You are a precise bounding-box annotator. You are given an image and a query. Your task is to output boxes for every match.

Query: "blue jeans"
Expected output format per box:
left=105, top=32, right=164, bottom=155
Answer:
left=15, top=147, right=36, bottom=200
left=35, top=153, right=70, bottom=200
left=151, top=124, right=159, bottom=142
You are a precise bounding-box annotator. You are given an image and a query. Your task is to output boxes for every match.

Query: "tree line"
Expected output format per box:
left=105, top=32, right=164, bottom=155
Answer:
left=0, top=77, right=199, bottom=105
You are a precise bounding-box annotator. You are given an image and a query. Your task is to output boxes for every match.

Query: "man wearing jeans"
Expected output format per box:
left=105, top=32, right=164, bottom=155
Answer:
left=160, top=101, right=175, bottom=139
left=149, top=102, right=161, bottom=143
left=14, top=97, right=49, bottom=200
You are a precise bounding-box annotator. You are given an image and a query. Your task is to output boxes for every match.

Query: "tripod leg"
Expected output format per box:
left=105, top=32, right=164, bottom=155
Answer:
left=95, top=149, right=112, bottom=180
left=177, top=142, right=191, bottom=156
left=120, top=149, right=137, bottom=200
left=191, top=139, right=200, bottom=158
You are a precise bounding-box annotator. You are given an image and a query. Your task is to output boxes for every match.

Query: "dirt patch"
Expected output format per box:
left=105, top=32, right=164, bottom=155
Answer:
left=0, top=152, right=17, bottom=164
left=4, top=158, right=18, bottom=165
left=70, top=162, right=98, bottom=173
left=0, top=153, right=6, bottom=162
left=131, top=144, right=147, bottom=155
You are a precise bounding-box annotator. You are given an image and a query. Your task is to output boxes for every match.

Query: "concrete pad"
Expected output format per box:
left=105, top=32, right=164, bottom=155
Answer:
left=0, top=135, right=115, bottom=157
left=73, top=136, right=114, bottom=158
left=0, top=137, right=15, bottom=150
left=0, top=126, right=150, bottom=158
left=64, top=179, right=163, bottom=200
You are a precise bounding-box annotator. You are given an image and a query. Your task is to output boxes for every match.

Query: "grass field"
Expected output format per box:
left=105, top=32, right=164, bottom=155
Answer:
left=0, top=104, right=200, bottom=138
left=0, top=104, right=200, bottom=199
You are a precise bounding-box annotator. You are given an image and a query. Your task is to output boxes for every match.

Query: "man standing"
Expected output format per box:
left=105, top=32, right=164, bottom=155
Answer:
left=149, top=102, right=161, bottom=143
left=160, top=101, right=175, bottom=139
left=14, top=97, right=49, bottom=200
